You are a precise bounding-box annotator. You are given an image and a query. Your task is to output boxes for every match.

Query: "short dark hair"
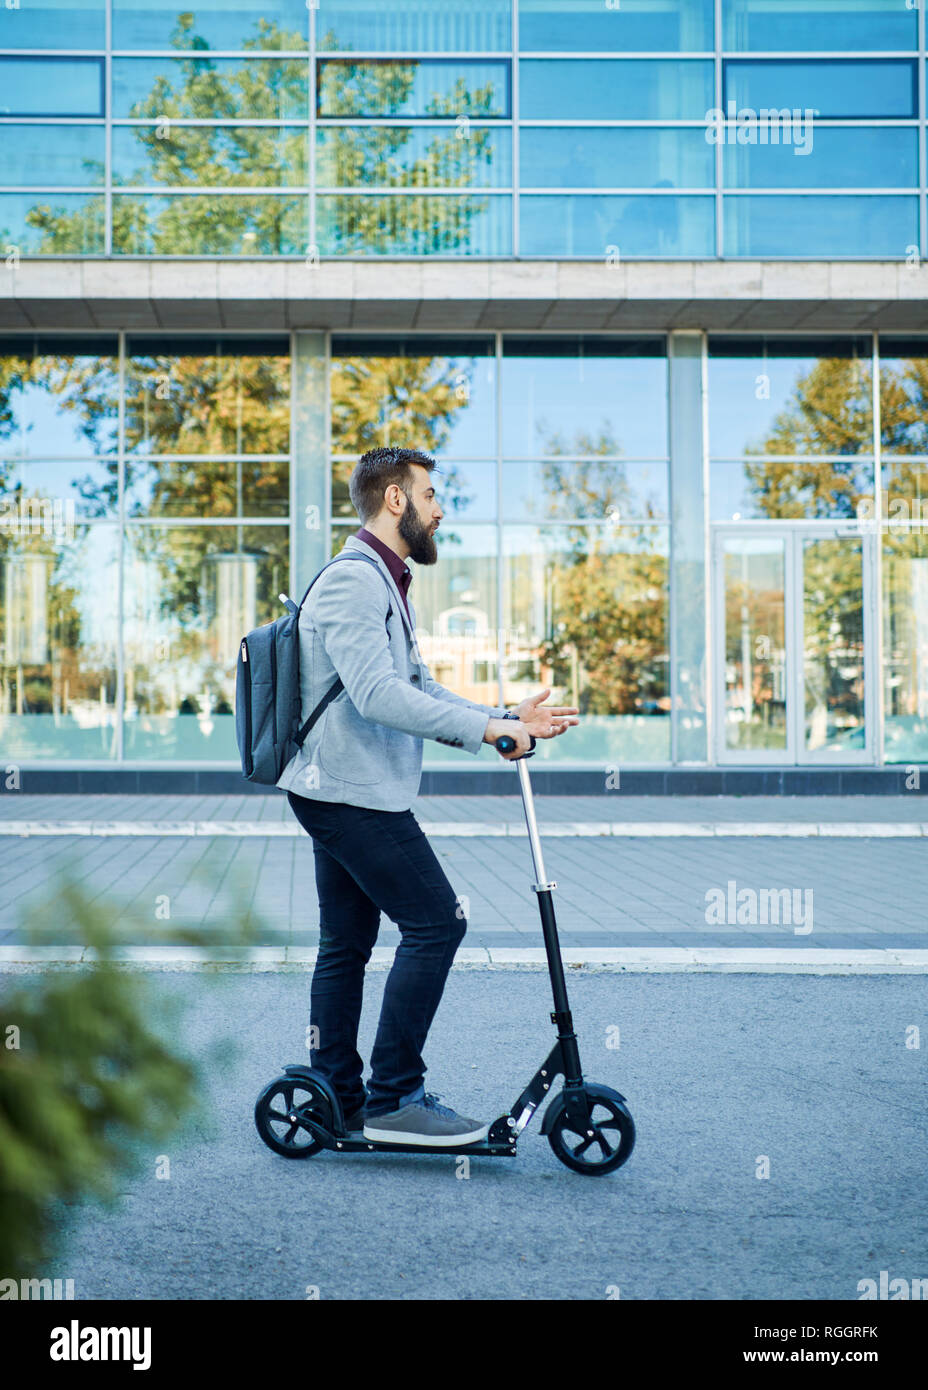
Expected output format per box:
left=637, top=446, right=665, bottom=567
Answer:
left=349, top=447, right=436, bottom=524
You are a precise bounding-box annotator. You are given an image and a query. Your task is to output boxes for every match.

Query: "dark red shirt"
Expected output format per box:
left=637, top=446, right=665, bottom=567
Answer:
left=355, top=528, right=412, bottom=624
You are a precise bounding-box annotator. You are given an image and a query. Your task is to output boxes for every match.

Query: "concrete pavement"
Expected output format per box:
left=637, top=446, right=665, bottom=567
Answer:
left=1, top=795, right=926, bottom=952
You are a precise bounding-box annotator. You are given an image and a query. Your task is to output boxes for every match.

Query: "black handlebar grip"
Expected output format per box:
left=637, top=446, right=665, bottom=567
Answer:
left=494, top=733, right=536, bottom=759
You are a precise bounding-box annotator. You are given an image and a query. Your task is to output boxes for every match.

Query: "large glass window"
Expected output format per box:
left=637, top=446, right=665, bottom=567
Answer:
left=317, top=0, right=511, bottom=52
left=113, top=127, right=309, bottom=188
left=112, top=57, right=310, bottom=120
left=723, top=0, right=917, bottom=52
left=111, top=0, right=309, bottom=50
left=326, top=335, right=671, bottom=762
left=501, top=337, right=668, bottom=459
left=124, top=331, right=291, bottom=523
left=122, top=523, right=288, bottom=760
left=722, top=127, right=918, bottom=191
left=0, top=57, right=104, bottom=117
left=501, top=460, right=668, bottom=522
left=520, top=0, right=714, bottom=51
left=330, top=335, right=497, bottom=511
left=317, top=60, right=510, bottom=119
left=119, top=336, right=291, bottom=761
left=0, top=526, right=119, bottom=760
left=317, top=193, right=510, bottom=256
left=877, top=338, right=928, bottom=458
left=521, top=193, right=715, bottom=257
left=125, top=336, right=290, bottom=458
left=0, top=340, right=118, bottom=525
left=877, top=342, right=928, bottom=635
left=0, top=329, right=120, bottom=770
left=314, top=58, right=513, bottom=252
left=503, top=524, right=671, bottom=763
left=723, top=60, right=917, bottom=120
left=0, top=194, right=104, bottom=255
left=723, top=194, right=917, bottom=258
left=496, top=343, right=671, bottom=763
left=883, top=531, right=928, bottom=764
left=0, top=336, right=118, bottom=460
left=521, top=128, right=714, bottom=190
left=317, top=126, right=510, bottom=190
left=0, top=0, right=106, bottom=48
left=520, top=59, right=713, bottom=121
left=0, top=127, right=106, bottom=189
left=708, top=336, right=874, bottom=520
left=112, top=195, right=307, bottom=255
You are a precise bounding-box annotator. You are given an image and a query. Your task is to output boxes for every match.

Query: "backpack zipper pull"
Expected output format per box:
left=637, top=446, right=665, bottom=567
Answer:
left=241, top=641, right=248, bottom=663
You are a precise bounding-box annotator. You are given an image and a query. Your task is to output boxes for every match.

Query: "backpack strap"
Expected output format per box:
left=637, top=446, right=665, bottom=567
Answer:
left=296, top=551, right=394, bottom=618
left=294, top=551, right=395, bottom=748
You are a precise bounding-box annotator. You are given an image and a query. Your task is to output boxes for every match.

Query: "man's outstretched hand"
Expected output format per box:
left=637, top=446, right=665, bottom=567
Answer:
left=512, top=687, right=580, bottom=740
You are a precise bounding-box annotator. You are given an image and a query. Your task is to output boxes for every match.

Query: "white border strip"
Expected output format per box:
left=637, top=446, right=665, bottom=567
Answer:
left=1, top=820, right=926, bottom=838
left=1, top=947, right=926, bottom=973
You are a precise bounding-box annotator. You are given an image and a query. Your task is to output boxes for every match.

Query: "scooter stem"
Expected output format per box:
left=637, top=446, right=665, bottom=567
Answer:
left=511, top=749, right=584, bottom=1087
left=515, top=756, right=552, bottom=889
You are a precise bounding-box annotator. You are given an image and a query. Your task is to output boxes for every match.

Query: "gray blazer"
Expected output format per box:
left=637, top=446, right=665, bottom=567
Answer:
left=277, top=533, right=509, bottom=810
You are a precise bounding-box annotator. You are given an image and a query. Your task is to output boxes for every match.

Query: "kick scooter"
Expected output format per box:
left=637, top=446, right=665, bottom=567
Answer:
left=254, top=733, right=635, bottom=1175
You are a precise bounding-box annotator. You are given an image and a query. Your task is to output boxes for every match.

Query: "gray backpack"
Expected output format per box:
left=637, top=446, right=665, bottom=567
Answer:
left=235, top=552, right=394, bottom=785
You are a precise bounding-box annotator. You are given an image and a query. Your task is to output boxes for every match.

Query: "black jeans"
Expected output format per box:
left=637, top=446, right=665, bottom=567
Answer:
left=287, top=791, right=467, bottom=1117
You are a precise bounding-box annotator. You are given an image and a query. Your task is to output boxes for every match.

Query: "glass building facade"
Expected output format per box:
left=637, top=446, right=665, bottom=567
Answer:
left=1, top=2, right=927, bottom=774
left=1, top=0, right=925, bottom=259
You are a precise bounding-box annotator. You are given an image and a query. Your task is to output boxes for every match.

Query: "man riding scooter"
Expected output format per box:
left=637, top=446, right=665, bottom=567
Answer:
left=278, top=445, right=579, bottom=1146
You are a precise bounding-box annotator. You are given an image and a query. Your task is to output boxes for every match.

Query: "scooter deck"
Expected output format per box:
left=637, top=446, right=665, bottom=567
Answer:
left=328, top=1133, right=517, bottom=1158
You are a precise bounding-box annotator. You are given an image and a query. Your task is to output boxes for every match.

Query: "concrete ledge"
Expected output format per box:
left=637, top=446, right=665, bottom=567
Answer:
left=2, top=946, right=926, bottom=973
left=6, top=258, right=928, bottom=332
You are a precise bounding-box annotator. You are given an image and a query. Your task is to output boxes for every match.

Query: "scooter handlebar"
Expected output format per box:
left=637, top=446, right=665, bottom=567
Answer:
left=495, top=733, right=536, bottom=759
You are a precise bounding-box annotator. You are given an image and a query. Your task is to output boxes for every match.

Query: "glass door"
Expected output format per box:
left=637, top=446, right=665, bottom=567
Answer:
left=717, top=533, right=788, bottom=760
left=713, top=525, right=873, bottom=764
left=799, top=533, right=868, bottom=760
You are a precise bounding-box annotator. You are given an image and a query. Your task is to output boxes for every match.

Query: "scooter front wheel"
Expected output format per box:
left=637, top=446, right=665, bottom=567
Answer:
left=546, top=1088, right=635, bottom=1176
left=254, top=1073, right=332, bottom=1159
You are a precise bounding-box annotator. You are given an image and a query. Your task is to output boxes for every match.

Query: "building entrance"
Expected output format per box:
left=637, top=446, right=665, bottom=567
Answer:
left=712, top=523, right=875, bottom=765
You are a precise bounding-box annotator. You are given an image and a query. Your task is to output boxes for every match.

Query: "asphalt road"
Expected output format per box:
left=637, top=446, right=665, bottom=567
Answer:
left=32, top=967, right=928, bottom=1301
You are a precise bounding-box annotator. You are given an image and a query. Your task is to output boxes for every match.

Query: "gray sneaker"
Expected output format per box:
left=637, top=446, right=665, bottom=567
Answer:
left=363, top=1092, right=490, bottom=1147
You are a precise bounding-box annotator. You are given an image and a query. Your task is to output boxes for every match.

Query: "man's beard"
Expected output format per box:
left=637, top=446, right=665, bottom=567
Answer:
left=399, top=497, right=438, bottom=565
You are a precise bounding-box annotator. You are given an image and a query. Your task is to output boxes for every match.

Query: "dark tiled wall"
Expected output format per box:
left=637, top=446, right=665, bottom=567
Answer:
left=1, top=768, right=924, bottom=795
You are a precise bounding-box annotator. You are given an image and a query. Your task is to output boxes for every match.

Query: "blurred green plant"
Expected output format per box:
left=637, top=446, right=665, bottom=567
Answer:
left=0, top=864, right=260, bottom=1279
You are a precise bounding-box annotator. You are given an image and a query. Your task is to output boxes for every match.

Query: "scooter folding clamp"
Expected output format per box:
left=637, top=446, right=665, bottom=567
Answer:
left=532, top=880, right=557, bottom=892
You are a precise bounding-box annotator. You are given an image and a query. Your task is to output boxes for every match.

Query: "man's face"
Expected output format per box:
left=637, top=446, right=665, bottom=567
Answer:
left=397, top=464, right=443, bottom=565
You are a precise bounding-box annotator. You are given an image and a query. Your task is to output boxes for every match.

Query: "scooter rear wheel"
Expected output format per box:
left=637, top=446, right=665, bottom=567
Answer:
left=546, top=1090, right=635, bottom=1176
left=254, top=1074, right=332, bottom=1159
